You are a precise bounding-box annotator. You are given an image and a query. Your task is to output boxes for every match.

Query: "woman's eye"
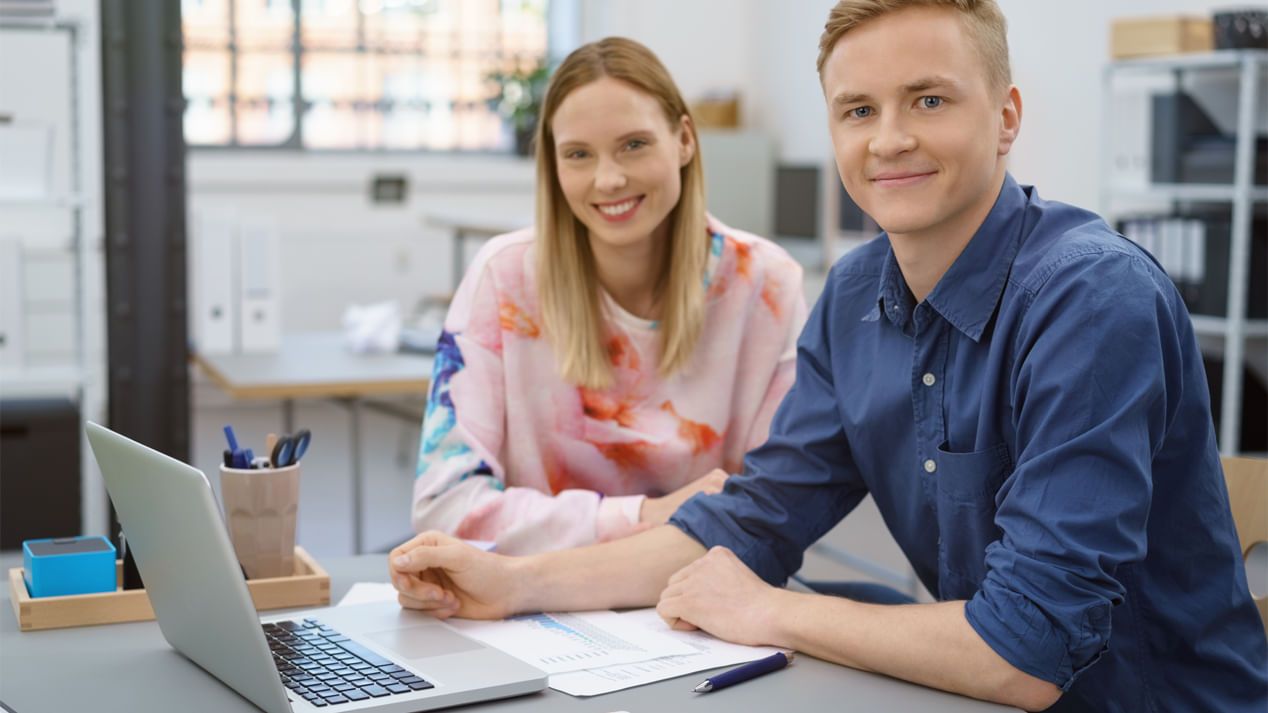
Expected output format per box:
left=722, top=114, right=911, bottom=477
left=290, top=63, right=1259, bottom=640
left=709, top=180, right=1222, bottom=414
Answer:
left=920, top=96, right=943, bottom=109
left=564, top=150, right=588, bottom=159
left=625, top=139, right=647, bottom=150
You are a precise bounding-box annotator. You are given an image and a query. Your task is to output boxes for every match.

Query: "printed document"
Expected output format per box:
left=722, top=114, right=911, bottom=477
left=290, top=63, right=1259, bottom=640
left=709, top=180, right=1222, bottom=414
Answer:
left=549, top=608, right=780, bottom=696
left=444, top=610, right=696, bottom=673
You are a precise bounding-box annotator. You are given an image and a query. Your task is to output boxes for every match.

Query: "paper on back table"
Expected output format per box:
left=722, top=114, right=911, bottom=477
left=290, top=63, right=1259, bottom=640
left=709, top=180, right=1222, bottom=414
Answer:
left=549, top=608, right=780, bottom=697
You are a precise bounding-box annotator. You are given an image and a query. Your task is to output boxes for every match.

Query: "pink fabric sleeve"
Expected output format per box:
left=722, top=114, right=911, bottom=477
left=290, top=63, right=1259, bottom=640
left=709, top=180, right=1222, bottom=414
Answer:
left=409, top=240, right=642, bottom=555
left=743, top=262, right=809, bottom=453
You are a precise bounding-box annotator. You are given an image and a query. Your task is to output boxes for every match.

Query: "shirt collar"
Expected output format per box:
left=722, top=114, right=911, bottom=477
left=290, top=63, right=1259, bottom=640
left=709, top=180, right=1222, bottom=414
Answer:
left=875, top=173, right=1028, bottom=342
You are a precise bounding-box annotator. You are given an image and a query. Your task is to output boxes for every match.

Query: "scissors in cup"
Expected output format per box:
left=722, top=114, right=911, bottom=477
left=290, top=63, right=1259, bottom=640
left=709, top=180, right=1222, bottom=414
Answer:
left=270, top=429, right=311, bottom=468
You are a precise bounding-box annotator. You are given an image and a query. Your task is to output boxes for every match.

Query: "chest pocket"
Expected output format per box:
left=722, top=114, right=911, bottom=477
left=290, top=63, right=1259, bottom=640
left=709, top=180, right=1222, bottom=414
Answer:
left=933, top=441, right=1012, bottom=600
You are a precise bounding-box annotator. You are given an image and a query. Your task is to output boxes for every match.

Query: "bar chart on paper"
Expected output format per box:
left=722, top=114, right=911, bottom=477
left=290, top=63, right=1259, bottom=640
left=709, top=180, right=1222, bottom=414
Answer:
left=444, top=610, right=696, bottom=673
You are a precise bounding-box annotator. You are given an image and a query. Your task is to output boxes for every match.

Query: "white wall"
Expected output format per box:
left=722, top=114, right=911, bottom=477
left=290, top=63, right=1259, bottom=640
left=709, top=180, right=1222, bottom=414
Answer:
left=717, top=0, right=1244, bottom=210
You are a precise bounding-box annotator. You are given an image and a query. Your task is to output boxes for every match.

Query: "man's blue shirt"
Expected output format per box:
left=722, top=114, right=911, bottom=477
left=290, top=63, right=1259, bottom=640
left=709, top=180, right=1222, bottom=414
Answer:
left=671, top=174, right=1268, bottom=711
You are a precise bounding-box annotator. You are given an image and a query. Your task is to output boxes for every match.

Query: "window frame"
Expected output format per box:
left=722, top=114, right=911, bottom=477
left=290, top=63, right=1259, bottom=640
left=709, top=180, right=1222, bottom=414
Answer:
left=181, top=0, right=553, bottom=154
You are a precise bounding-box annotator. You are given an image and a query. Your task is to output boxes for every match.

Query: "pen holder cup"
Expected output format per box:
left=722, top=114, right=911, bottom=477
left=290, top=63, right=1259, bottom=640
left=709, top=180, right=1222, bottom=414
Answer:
left=219, top=462, right=300, bottom=580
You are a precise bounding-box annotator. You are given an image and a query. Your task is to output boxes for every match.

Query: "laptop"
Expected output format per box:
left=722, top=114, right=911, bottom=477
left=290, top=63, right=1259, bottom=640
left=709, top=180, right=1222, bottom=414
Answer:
left=85, top=422, right=547, bottom=712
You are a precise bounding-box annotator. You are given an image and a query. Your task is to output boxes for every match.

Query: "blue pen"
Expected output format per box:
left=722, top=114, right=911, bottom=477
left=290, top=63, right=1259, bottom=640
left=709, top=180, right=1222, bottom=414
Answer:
left=692, top=651, right=794, bottom=693
left=223, top=425, right=241, bottom=453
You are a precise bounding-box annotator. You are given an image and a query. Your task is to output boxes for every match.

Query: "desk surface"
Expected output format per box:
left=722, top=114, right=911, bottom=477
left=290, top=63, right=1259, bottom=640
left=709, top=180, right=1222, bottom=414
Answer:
left=193, top=332, right=432, bottom=400
left=0, top=553, right=1016, bottom=713
left=424, top=211, right=529, bottom=236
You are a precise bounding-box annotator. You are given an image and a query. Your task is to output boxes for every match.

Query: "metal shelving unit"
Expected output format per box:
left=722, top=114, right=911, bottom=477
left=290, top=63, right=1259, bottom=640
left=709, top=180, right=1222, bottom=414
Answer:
left=0, top=16, right=105, bottom=533
left=1101, top=50, right=1268, bottom=455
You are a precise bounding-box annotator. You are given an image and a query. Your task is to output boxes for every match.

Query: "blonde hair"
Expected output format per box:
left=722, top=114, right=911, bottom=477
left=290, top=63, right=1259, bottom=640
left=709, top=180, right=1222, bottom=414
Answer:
left=534, top=37, right=708, bottom=390
left=816, top=0, right=1011, bottom=94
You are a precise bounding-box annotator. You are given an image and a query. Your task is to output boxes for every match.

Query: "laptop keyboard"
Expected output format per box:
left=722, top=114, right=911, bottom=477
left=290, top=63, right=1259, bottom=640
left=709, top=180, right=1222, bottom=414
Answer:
left=264, top=618, right=433, bottom=707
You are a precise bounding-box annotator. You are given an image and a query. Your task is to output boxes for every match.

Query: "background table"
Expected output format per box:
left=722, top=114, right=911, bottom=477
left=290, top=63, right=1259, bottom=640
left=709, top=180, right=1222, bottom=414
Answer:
left=193, top=332, right=432, bottom=553
left=0, top=553, right=1018, bottom=712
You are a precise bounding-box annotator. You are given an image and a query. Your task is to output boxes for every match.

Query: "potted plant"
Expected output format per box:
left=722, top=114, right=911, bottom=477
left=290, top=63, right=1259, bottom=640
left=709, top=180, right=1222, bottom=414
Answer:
left=488, top=61, right=551, bottom=156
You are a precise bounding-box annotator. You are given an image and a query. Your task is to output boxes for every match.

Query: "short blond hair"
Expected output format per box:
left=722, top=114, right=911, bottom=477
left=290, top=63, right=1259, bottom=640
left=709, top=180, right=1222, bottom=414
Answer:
left=535, top=37, right=708, bottom=390
left=816, top=0, right=1011, bottom=94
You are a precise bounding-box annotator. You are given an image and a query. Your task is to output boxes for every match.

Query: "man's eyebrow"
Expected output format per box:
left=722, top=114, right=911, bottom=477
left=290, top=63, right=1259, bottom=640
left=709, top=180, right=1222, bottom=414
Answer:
left=831, top=91, right=870, bottom=107
left=901, top=75, right=960, bottom=93
left=832, top=76, right=962, bottom=107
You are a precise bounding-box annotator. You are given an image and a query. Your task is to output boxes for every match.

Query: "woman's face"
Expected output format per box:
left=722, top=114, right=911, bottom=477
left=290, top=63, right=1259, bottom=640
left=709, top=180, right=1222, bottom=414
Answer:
left=550, top=76, right=695, bottom=257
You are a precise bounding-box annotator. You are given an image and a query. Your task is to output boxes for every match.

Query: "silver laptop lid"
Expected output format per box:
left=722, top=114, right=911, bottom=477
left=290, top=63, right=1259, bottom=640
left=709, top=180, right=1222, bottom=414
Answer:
left=85, top=422, right=292, bottom=713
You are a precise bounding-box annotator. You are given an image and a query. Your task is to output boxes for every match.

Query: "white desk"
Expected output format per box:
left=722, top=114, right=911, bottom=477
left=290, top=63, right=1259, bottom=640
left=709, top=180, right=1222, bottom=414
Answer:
left=0, top=552, right=1020, bottom=712
left=193, top=332, right=432, bottom=554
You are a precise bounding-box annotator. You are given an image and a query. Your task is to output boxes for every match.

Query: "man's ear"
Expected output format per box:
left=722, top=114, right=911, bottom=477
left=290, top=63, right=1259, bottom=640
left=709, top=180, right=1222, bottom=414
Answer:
left=998, top=85, right=1022, bottom=157
left=678, top=114, right=697, bottom=166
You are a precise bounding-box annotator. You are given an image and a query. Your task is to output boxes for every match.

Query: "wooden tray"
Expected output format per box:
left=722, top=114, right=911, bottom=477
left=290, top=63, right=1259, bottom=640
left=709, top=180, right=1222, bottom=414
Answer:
left=9, top=546, right=330, bottom=632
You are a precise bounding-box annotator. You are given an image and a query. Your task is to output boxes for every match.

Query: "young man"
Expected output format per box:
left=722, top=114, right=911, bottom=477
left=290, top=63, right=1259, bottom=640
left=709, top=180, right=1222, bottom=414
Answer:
left=389, top=1, right=1268, bottom=710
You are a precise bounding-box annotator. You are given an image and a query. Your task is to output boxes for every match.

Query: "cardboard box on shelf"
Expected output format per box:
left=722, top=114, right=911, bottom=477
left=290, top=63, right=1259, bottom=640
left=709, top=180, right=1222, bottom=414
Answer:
left=1111, top=16, right=1213, bottom=59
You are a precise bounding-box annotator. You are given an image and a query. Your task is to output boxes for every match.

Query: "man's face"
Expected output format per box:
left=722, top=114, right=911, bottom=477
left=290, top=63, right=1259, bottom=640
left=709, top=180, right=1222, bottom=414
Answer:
left=822, top=6, right=1018, bottom=241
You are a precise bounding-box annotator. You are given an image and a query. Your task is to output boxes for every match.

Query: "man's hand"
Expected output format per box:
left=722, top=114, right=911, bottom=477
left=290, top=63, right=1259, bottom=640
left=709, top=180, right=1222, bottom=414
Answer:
left=389, top=531, right=522, bottom=620
left=655, top=546, right=786, bottom=647
left=640, top=469, right=729, bottom=525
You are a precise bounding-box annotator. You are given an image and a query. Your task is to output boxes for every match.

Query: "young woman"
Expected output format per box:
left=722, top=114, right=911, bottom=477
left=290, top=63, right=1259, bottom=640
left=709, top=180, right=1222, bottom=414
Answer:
left=411, top=37, right=806, bottom=554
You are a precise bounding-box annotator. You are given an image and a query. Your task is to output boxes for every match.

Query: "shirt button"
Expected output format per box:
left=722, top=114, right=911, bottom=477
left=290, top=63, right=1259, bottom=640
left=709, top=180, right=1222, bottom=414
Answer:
left=922, top=373, right=936, bottom=386
left=923, top=459, right=937, bottom=473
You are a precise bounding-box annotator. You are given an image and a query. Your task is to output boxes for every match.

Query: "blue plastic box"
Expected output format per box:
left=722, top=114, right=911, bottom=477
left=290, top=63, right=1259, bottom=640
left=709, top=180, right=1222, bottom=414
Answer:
left=22, top=536, right=117, bottom=598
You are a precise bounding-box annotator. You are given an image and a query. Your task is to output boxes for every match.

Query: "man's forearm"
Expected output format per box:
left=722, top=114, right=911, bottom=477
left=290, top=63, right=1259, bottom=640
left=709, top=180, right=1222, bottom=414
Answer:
left=769, top=591, right=1061, bottom=710
left=514, top=525, right=706, bottom=614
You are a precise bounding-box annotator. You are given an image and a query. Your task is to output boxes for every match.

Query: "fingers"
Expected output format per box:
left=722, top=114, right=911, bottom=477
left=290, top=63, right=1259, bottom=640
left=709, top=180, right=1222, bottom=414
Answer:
left=398, top=591, right=460, bottom=618
left=656, top=597, right=700, bottom=632
left=391, top=541, right=471, bottom=575
left=389, top=531, right=462, bottom=565
left=391, top=570, right=448, bottom=601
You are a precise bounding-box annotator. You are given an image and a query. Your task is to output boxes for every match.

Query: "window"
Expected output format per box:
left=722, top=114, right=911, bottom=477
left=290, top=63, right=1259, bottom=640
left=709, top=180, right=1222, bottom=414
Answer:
left=181, top=0, right=548, bottom=150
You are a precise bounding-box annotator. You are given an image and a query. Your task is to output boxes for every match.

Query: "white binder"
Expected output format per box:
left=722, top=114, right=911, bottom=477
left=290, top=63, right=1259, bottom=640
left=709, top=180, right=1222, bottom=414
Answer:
left=191, top=210, right=237, bottom=354
left=237, top=217, right=281, bottom=353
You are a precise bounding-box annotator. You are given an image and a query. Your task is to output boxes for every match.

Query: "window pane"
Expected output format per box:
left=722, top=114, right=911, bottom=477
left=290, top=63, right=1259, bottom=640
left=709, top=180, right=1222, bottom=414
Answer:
left=300, top=0, right=359, bottom=50
left=235, top=0, right=295, bottom=51
left=182, top=0, right=231, bottom=49
left=183, top=49, right=232, bottom=144
left=236, top=52, right=296, bottom=144
left=301, top=51, right=369, bottom=149
left=362, top=0, right=433, bottom=49
left=377, top=54, right=425, bottom=149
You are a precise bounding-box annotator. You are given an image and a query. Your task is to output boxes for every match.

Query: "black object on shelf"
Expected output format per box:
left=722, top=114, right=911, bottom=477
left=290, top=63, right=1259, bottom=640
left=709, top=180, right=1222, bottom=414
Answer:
left=1151, top=91, right=1268, bottom=185
left=0, top=398, right=81, bottom=550
left=1191, top=210, right=1268, bottom=318
left=1214, top=9, right=1268, bottom=50
left=1115, top=210, right=1267, bottom=320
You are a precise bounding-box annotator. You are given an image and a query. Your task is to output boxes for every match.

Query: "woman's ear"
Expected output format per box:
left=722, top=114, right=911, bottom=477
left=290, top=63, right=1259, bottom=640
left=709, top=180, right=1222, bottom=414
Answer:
left=678, top=114, right=696, bottom=166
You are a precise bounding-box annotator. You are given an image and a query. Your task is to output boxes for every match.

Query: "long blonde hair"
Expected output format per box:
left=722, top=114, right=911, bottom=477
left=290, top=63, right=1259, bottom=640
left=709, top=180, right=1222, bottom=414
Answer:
left=535, top=37, right=708, bottom=390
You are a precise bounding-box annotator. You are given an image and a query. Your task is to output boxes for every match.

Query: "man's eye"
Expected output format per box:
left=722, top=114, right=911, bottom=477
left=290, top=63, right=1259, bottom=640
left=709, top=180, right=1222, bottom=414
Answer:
left=920, top=96, right=943, bottom=109
left=848, top=106, right=872, bottom=119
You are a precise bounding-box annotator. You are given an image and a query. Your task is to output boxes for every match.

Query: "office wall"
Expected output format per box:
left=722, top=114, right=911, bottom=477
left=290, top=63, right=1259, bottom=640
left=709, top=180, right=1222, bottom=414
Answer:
left=719, top=0, right=1251, bottom=210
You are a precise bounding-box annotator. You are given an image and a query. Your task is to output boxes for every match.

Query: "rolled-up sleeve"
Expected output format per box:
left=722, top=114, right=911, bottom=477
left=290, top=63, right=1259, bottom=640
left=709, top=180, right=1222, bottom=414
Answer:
left=671, top=270, right=869, bottom=584
left=965, top=249, right=1181, bottom=689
